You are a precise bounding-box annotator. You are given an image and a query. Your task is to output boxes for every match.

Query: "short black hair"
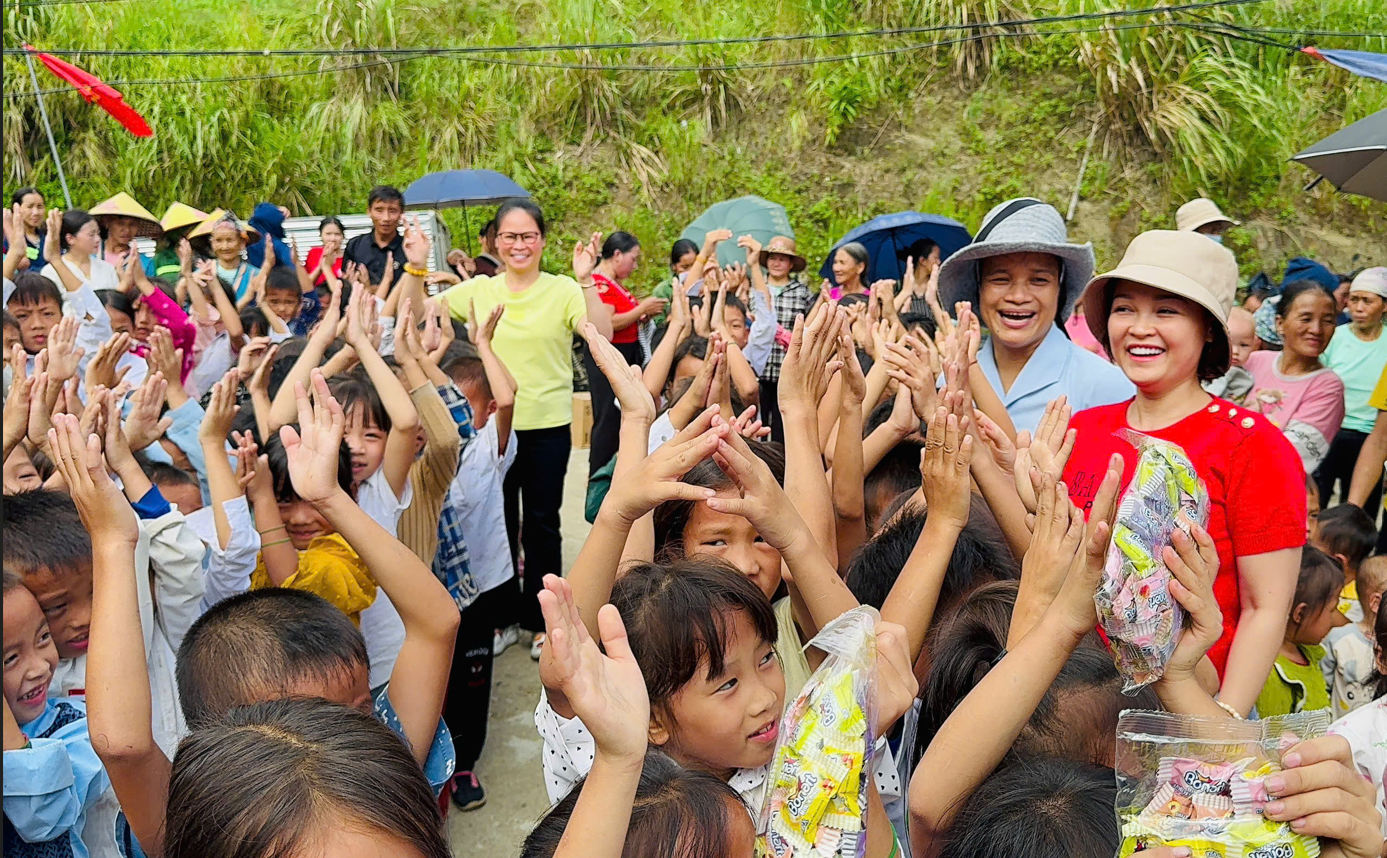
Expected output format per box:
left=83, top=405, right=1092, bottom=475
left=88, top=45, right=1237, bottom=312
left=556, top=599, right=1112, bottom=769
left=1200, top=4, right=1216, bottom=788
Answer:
left=60, top=209, right=94, bottom=251
left=523, top=749, right=744, bottom=858
left=240, top=307, right=272, bottom=339
left=366, top=185, right=404, bottom=208
left=1292, top=545, right=1345, bottom=628
left=1, top=488, right=93, bottom=580
left=318, top=215, right=344, bottom=234
left=863, top=440, right=924, bottom=528
left=1316, top=504, right=1377, bottom=571
left=264, top=266, right=300, bottom=294
left=666, top=334, right=707, bottom=392
left=7, top=272, right=63, bottom=310
left=1277, top=279, right=1337, bottom=318
left=262, top=429, right=353, bottom=503
left=11, top=187, right=42, bottom=207
left=938, top=759, right=1120, bottom=858
left=611, top=560, right=778, bottom=714
left=176, top=589, right=370, bottom=728
left=494, top=198, right=546, bottom=237
left=442, top=353, right=491, bottom=402
left=148, top=462, right=201, bottom=489
left=669, top=239, right=698, bottom=269
left=722, top=292, right=748, bottom=320
left=846, top=496, right=1019, bottom=615
left=3, top=310, right=19, bottom=331
left=600, top=231, right=640, bottom=260
left=329, top=368, right=391, bottom=433
left=97, top=288, right=136, bottom=320
left=899, top=311, right=938, bottom=341
left=653, top=442, right=786, bottom=558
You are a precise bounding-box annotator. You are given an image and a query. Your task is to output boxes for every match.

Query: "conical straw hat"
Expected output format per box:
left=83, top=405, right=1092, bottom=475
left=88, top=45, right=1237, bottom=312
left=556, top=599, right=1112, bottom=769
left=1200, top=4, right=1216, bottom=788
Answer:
left=160, top=202, right=209, bottom=233
left=89, top=192, right=164, bottom=237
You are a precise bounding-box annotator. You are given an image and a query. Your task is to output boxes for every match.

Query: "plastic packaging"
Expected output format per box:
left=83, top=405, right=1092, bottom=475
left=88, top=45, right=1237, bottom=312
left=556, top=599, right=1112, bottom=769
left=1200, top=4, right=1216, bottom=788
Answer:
left=757, top=606, right=879, bottom=858
left=1114, top=709, right=1329, bottom=857
left=1096, top=430, right=1210, bottom=692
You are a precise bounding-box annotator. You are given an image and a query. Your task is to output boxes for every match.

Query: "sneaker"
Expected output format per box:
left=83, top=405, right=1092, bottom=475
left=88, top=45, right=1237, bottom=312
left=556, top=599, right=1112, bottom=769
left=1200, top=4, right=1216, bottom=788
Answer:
left=450, top=771, right=487, bottom=811
left=493, top=625, right=521, bottom=656
left=530, top=632, right=546, bottom=661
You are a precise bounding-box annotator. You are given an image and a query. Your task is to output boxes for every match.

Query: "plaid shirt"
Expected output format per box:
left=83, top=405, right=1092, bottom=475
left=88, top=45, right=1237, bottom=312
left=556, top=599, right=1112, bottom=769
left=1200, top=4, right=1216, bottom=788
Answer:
left=433, top=383, right=481, bottom=611
left=762, top=280, right=814, bottom=382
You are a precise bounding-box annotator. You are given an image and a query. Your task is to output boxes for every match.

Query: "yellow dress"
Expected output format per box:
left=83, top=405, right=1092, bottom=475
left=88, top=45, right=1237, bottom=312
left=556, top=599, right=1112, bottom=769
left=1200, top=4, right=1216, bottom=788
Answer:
left=251, top=533, right=376, bottom=625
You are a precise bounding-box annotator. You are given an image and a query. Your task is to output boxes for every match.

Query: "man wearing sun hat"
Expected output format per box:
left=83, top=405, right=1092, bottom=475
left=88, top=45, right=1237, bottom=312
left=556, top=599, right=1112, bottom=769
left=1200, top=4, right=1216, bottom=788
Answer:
left=90, top=191, right=162, bottom=275
left=1176, top=197, right=1240, bottom=242
left=936, top=196, right=1133, bottom=434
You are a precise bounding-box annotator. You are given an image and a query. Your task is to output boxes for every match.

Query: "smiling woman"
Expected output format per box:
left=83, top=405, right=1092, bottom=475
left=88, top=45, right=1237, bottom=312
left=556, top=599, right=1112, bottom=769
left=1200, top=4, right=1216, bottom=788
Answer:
left=1061, top=229, right=1307, bottom=718
left=937, top=198, right=1133, bottom=434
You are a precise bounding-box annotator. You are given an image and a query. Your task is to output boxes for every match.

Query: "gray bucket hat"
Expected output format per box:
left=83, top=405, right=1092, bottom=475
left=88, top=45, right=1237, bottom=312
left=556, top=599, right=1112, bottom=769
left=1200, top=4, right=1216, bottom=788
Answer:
left=937, top=198, right=1095, bottom=323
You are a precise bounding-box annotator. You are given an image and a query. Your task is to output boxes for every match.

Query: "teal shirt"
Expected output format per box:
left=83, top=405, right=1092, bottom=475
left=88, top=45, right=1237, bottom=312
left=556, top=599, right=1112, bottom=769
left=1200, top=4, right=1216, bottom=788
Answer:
left=1322, top=324, right=1387, bottom=433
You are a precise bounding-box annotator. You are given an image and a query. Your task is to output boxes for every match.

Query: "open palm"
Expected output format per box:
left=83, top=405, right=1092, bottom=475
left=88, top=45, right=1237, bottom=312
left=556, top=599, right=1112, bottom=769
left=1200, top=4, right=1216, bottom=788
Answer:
left=278, top=369, right=345, bottom=504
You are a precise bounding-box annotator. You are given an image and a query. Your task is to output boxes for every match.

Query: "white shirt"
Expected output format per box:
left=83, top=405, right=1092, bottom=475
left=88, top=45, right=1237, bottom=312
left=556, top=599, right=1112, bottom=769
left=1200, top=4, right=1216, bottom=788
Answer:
left=356, top=467, right=414, bottom=689
left=42, top=255, right=121, bottom=293
left=186, top=494, right=261, bottom=612
left=1328, top=697, right=1386, bottom=838
left=448, top=419, right=518, bottom=594
left=647, top=411, right=678, bottom=455
left=534, top=690, right=902, bottom=816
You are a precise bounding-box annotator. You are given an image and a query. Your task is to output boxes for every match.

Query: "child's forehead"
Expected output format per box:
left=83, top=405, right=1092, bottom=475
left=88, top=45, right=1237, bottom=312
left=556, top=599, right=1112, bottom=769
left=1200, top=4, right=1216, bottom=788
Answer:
left=7, top=296, right=60, bottom=314
left=3, top=586, right=45, bottom=634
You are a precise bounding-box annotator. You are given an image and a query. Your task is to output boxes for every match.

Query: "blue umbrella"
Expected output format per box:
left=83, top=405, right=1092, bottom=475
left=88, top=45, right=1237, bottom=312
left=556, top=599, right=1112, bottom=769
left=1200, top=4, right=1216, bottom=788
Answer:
left=820, top=212, right=972, bottom=285
left=403, top=169, right=530, bottom=208
left=403, top=169, right=531, bottom=254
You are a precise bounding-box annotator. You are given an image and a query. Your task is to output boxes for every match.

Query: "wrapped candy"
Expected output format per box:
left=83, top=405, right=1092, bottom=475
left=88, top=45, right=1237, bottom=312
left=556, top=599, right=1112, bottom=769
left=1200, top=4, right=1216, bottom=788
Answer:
left=1115, top=710, right=1329, bottom=858
left=757, top=606, right=879, bottom=858
left=1096, top=430, right=1210, bottom=692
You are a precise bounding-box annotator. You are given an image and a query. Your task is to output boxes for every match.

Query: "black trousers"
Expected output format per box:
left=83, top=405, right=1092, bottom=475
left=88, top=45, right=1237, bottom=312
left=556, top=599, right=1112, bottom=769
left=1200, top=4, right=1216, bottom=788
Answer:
left=502, top=424, right=571, bottom=633
left=445, top=585, right=502, bottom=773
left=1315, top=428, right=1383, bottom=513
left=582, top=339, right=644, bottom=477
left=760, top=378, right=784, bottom=444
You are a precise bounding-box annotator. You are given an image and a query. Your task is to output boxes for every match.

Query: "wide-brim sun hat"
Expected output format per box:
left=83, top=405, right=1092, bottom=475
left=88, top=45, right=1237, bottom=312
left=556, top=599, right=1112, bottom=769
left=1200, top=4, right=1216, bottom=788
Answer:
left=759, top=235, right=807, bottom=273
left=160, top=202, right=209, bottom=233
left=1080, top=229, right=1237, bottom=375
left=936, top=198, right=1095, bottom=323
left=1175, top=198, right=1240, bottom=233
left=90, top=192, right=164, bottom=238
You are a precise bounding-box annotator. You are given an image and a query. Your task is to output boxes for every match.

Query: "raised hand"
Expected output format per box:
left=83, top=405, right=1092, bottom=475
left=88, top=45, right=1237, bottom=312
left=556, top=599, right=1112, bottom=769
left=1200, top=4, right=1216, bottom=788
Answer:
left=873, top=621, right=920, bottom=736
left=1013, top=396, right=1076, bottom=512
left=428, top=297, right=454, bottom=362
left=199, top=377, right=240, bottom=447
left=923, top=261, right=950, bottom=338
left=1010, top=471, right=1087, bottom=646
left=235, top=336, right=272, bottom=382
left=123, top=372, right=173, bottom=451
left=83, top=333, right=131, bottom=393
left=706, top=423, right=809, bottom=552
left=583, top=323, right=656, bottom=424
left=146, top=327, right=184, bottom=386
left=42, top=209, right=63, bottom=267
left=46, top=316, right=84, bottom=383
left=737, top=234, right=762, bottom=267
left=260, top=236, right=276, bottom=271
left=402, top=215, right=430, bottom=269
left=920, top=406, right=975, bottom=531
left=278, top=369, right=346, bottom=505
left=702, top=228, right=733, bottom=250
left=882, top=337, right=936, bottom=423
left=538, top=575, right=650, bottom=760
left=601, top=406, right=724, bottom=526
left=780, top=304, right=846, bottom=416
left=1049, top=454, right=1122, bottom=638
left=100, top=390, right=141, bottom=479
left=3, top=348, right=33, bottom=454
left=246, top=343, right=279, bottom=396
left=838, top=333, right=867, bottom=406
left=573, top=232, right=602, bottom=282
left=344, top=284, right=374, bottom=351
left=972, top=409, right=1017, bottom=478
left=476, top=300, right=504, bottom=348
left=48, top=413, right=139, bottom=546
left=730, top=404, right=771, bottom=441
left=311, top=278, right=344, bottom=349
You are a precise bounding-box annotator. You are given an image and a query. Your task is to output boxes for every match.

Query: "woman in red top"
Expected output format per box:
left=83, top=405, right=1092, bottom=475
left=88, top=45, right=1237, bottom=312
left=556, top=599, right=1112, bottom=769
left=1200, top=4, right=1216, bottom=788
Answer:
left=303, top=216, right=345, bottom=287
left=582, top=231, right=668, bottom=477
left=1059, top=230, right=1304, bottom=717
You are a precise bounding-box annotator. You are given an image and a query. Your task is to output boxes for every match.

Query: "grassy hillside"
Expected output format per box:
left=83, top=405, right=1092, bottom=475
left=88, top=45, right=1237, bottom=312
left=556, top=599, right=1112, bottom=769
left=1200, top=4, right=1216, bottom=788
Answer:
left=3, top=0, right=1384, bottom=290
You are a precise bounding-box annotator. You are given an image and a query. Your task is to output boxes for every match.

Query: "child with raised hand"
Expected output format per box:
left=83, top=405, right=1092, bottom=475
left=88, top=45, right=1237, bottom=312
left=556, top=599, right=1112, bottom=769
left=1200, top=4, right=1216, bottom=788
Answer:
left=191, top=381, right=261, bottom=610
left=1256, top=546, right=1345, bottom=717
left=3, top=568, right=113, bottom=858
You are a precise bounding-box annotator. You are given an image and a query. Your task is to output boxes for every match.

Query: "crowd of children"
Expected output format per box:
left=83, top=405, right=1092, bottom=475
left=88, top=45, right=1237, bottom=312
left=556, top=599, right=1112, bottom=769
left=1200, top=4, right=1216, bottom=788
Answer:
left=2, top=186, right=1385, bottom=858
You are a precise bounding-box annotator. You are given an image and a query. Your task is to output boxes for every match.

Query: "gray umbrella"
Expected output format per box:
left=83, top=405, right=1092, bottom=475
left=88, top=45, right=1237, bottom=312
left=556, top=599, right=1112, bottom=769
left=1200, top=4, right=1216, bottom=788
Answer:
left=1290, top=108, right=1386, bottom=202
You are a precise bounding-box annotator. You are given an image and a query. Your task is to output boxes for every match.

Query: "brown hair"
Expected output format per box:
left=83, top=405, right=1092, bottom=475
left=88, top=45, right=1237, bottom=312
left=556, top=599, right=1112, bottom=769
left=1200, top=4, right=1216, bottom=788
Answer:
left=163, top=697, right=448, bottom=858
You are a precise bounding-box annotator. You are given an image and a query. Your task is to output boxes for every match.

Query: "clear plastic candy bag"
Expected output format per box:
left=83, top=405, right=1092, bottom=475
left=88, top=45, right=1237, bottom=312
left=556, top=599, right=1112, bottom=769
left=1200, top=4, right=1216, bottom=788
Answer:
left=1115, top=708, right=1330, bottom=857
left=757, top=606, right=879, bottom=858
left=1096, top=430, right=1210, bottom=693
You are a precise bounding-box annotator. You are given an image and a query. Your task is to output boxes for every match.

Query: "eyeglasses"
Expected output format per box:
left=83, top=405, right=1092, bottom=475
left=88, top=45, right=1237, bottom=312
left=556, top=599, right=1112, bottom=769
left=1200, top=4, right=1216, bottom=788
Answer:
left=497, top=231, right=542, bottom=246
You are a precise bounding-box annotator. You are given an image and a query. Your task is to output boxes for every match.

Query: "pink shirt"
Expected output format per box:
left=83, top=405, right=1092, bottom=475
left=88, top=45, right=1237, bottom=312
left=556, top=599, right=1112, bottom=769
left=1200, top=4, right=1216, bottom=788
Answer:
left=130, top=288, right=197, bottom=382
left=1065, top=313, right=1109, bottom=359
left=1243, top=350, right=1345, bottom=473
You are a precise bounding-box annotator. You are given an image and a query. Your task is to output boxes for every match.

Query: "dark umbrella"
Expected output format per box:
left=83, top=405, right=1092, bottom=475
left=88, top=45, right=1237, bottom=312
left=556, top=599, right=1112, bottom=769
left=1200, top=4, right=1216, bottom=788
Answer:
left=403, top=169, right=532, bottom=253
left=1291, top=109, right=1386, bottom=202
left=819, top=212, right=972, bottom=285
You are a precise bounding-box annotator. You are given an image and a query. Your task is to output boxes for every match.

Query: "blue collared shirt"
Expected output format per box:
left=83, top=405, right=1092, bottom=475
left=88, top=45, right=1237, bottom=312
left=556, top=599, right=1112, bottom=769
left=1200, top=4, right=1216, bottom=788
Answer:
left=3, top=698, right=111, bottom=858
left=977, top=323, right=1135, bottom=435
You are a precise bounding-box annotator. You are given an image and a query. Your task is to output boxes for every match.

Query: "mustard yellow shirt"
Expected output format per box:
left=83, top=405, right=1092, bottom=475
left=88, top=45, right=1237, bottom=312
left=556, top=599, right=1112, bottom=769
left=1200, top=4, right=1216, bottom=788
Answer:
left=1371, top=366, right=1387, bottom=514
left=252, top=533, right=376, bottom=625
left=441, top=272, right=588, bottom=431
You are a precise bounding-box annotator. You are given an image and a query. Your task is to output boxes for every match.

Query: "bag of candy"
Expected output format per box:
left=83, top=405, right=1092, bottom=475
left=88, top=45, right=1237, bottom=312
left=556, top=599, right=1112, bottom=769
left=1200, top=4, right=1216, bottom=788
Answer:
left=757, top=606, right=879, bottom=858
left=1096, top=430, right=1210, bottom=693
left=1114, top=708, right=1330, bottom=857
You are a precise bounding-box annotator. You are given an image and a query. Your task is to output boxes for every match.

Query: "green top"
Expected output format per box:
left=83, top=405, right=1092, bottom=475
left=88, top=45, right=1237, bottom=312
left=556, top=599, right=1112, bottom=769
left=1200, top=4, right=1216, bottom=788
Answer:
left=1255, top=644, right=1330, bottom=717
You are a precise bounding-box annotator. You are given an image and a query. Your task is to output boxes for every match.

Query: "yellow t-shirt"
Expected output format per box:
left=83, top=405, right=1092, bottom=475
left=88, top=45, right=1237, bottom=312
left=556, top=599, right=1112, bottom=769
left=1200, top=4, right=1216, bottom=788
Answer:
left=1371, top=365, right=1387, bottom=513
left=441, top=272, right=588, bottom=431
left=251, top=533, right=376, bottom=625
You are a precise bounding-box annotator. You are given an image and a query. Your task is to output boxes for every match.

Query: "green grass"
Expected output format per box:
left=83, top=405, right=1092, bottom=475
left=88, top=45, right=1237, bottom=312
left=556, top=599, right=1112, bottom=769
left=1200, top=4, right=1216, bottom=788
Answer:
left=3, top=0, right=1384, bottom=290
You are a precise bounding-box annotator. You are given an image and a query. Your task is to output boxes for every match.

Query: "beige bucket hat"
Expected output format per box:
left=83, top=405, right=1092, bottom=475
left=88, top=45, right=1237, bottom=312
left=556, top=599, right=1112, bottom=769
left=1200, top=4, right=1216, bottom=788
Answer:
left=1081, top=229, right=1237, bottom=374
left=1175, top=198, right=1240, bottom=233
left=759, top=235, right=807, bottom=273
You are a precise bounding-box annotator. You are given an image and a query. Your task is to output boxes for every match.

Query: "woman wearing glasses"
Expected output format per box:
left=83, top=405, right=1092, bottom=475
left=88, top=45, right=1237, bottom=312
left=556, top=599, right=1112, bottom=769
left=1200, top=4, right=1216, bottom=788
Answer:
left=440, top=198, right=613, bottom=661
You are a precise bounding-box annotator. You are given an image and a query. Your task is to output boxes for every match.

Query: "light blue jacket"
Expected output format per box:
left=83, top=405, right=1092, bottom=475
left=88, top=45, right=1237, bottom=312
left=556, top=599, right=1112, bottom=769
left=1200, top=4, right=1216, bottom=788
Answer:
left=977, top=323, right=1135, bottom=435
left=3, top=698, right=111, bottom=858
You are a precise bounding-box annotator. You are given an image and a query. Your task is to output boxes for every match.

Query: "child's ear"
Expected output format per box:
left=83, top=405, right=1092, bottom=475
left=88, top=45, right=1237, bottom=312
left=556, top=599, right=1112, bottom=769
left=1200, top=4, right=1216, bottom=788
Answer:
left=647, top=711, right=671, bottom=749
left=1333, top=553, right=1350, bottom=574
left=1369, top=592, right=1382, bottom=617
left=1290, top=602, right=1307, bottom=625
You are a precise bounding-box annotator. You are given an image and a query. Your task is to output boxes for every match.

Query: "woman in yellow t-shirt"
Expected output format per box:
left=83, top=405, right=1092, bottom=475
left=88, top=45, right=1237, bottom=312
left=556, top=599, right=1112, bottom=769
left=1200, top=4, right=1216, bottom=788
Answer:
left=440, top=198, right=613, bottom=656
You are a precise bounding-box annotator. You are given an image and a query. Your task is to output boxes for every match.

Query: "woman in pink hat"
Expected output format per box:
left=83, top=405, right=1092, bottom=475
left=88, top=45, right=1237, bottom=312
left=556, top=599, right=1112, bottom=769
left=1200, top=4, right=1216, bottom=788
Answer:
left=1060, top=230, right=1306, bottom=717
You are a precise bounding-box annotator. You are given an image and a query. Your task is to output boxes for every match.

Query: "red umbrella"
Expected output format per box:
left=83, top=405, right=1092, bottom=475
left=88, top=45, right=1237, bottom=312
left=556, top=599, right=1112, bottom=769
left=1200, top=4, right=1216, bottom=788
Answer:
left=24, top=45, right=152, bottom=138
